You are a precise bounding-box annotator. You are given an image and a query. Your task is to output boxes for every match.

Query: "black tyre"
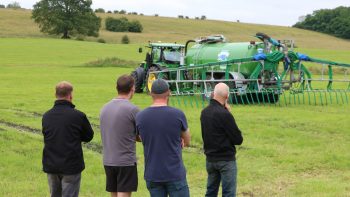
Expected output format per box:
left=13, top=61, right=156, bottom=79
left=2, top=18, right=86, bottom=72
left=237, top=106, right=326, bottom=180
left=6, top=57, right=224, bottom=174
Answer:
left=131, top=67, right=145, bottom=93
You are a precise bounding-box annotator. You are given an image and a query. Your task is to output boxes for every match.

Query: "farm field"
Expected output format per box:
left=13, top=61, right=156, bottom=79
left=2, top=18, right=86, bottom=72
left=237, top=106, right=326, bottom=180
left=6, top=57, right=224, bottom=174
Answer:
left=0, top=38, right=349, bottom=196
left=0, top=7, right=350, bottom=197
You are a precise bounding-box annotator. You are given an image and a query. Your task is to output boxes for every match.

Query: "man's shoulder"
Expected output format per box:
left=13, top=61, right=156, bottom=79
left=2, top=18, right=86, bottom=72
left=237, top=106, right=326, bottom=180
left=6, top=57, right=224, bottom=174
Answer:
left=103, top=99, right=138, bottom=110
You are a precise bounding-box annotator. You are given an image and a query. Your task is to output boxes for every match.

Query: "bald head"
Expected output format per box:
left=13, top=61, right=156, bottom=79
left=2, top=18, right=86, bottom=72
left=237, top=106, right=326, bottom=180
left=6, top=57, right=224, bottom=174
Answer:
left=55, top=81, right=73, bottom=100
left=214, top=83, right=229, bottom=98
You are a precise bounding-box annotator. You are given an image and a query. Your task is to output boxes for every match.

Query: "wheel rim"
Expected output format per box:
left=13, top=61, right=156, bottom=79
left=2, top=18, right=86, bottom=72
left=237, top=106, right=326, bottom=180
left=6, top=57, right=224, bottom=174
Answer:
left=147, top=73, right=157, bottom=91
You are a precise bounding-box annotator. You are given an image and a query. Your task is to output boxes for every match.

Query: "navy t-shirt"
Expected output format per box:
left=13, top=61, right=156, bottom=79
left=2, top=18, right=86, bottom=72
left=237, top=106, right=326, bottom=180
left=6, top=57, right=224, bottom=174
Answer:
left=136, top=106, right=188, bottom=182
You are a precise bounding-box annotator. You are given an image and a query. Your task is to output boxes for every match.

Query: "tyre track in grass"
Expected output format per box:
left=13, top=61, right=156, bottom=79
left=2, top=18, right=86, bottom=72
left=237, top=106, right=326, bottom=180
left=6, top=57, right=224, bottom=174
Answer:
left=1, top=108, right=225, bottom=153
left=0, top=119, right=102, bottom=153
left=2, top=108, right=100, bottom=129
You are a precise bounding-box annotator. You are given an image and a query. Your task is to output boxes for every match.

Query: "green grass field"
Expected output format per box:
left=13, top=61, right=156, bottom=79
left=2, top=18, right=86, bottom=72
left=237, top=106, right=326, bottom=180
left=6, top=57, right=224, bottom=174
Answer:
left=0, top=8, right=350, bottom=197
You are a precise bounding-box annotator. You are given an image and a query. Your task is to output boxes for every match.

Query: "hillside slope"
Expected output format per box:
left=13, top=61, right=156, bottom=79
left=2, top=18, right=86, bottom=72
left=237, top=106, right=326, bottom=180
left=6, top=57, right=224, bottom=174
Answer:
left=1, top=8, right=350, bottom=50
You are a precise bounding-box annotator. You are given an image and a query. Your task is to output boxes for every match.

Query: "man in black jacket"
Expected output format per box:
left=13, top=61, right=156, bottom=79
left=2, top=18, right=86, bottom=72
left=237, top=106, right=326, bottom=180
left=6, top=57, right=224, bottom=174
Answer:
left=200, top=83, right=243, bottom=197
left=42, top=81, right=94, bottom=197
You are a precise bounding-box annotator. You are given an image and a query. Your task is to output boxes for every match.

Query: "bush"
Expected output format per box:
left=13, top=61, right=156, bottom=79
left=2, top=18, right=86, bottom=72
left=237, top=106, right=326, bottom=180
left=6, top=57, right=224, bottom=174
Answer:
left=121, top=35, right=130, bottom=44
left=107, top=10, right=112, bottom=14
left=201, top=15, right=206, bottom=20
left=0, top=4, right=5, bottom=8
left=7, top=1, right=20, bottom=9
left=97, top=38, right=106, bottom=43
left=155, top=14, right=159, bottom=17
left=113, top=10, right=119, bottom=14
left=178, top=15, right=184, bottom=19
left=95, top=8, right=105, bottom=13
left=105, top=17, right=143, bottom=33
left=185, top=16, right=189, bottom=19
left=128, top=20, right=143, bottom=33
left=105, top=17, right=129, bottom=32
left=75, top=35, right=85, bottom=41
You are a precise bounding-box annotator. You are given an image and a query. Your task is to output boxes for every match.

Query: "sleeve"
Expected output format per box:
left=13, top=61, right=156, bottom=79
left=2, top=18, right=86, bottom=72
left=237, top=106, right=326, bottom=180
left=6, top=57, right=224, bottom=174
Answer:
left=131, top=107, right=140, bottom=134
left=221, top=112, right=243, bottom=145
left=179, top=111, right=188, bottom=132
left=80, top=114, right=94, bottom=142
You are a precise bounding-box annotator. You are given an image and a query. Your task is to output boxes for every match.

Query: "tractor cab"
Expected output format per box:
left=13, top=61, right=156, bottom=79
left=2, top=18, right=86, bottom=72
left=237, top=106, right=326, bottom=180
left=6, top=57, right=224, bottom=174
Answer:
left=147, top=43, right=185, bottom=69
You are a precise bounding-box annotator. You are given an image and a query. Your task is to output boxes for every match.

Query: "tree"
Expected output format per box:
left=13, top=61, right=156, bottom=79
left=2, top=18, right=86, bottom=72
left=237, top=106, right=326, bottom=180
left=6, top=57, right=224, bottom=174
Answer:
left=201, top=15, right=206, bottom=20
left=0, top=4, right=5, bottom=8
left=7, top=1, right=21, bottom=9
left=128, top=20, right=143, bottom=33
left=105, top=17, right=129, bottom=32
left=119, top=10, right=126, bottom=14
left=95, top=8, right=105, bottom=13
left=293, top=6, right=350, bottom=39
left=32, top=0, right=101, bottom=39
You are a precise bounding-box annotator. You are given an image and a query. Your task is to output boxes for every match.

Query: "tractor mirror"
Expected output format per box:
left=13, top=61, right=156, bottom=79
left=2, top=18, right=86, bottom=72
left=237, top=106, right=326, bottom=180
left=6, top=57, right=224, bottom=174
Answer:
left=138, top=47, right=143, bottom=53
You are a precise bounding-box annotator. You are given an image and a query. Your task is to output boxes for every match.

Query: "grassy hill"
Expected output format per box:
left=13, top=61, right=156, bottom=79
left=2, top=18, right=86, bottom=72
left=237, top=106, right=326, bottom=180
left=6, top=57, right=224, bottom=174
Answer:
left=1, top=8, right=350, bottom=50
left=1, top=7, right=350, bottom=197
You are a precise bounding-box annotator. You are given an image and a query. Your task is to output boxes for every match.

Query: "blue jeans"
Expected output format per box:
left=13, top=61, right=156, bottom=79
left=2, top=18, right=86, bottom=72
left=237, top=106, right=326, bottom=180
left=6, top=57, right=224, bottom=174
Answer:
left=146, top=179, right=190, bottom=197
left=205, top=160, right=237, bottom=197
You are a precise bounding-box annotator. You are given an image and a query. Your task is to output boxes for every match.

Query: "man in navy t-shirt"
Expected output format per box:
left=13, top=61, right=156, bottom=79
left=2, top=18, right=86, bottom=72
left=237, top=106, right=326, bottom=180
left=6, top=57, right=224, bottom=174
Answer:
left=136, top=79, right=191, bottom=197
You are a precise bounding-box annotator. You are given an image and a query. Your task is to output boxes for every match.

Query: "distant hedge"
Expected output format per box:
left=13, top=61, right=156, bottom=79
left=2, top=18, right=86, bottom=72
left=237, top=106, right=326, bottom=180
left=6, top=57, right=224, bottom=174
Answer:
left=105, top=17, right=143, bottom=33
left=293, top=6, right=350, bottom=39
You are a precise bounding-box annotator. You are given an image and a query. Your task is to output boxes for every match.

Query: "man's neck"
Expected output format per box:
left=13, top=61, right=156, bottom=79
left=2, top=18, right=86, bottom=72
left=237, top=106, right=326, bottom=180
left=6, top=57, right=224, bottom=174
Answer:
left=116, top=94, right=130, bottom=100
left=151, top=99, right=167, bottom=107
left=213, top=97, right=225, bottom=106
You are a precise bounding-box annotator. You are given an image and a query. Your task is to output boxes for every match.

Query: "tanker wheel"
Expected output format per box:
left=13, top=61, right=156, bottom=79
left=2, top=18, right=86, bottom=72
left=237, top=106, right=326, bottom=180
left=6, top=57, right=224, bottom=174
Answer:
left=146, top=66, right=169, bottom=93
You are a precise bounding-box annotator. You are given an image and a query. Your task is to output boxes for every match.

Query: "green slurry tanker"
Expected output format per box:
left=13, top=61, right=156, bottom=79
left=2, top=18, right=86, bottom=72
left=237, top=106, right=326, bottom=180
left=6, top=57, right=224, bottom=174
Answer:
left=131, top=33, right=350, bottom=105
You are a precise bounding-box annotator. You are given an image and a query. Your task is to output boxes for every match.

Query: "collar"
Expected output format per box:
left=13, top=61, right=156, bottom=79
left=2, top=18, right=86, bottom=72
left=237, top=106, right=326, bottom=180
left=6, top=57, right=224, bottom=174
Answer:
left=210, top=99, right=225, bottom=108
left=54, top=100, right=75, bottom=108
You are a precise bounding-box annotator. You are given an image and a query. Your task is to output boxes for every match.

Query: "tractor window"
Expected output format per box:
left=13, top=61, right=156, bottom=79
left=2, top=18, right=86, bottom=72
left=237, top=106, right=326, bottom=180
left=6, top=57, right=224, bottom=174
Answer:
left=152, top=48, right=161, bottom=62
left=163, top=50, right=181, bottom=62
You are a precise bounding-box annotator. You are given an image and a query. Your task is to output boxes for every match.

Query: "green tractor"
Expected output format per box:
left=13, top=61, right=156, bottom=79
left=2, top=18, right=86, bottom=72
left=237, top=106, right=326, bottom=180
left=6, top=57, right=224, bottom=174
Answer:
left=132, top=33, right=350, bottom=105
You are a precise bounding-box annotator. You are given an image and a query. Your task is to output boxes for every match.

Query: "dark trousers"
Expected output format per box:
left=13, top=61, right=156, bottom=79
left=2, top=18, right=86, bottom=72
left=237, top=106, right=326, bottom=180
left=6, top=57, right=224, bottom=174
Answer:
left=205, top=160, right=237, bottom=197
left=47, top=173, right=81, bottom=197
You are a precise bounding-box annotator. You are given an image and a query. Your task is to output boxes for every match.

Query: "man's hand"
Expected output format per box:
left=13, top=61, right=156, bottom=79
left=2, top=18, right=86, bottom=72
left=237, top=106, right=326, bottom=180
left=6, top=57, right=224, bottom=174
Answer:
left=181, top=138, right=185, bottom=149
left=225, top=100, right=231, bottom=111
left=181, top=129, right=191, bottom=148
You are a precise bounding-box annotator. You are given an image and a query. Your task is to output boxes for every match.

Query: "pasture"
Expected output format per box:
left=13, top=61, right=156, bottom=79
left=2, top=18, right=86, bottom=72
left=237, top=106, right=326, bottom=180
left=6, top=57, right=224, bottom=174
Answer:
left=0, top=38, right=349, bottom=196
left=1, top=8, right=350, bottom=197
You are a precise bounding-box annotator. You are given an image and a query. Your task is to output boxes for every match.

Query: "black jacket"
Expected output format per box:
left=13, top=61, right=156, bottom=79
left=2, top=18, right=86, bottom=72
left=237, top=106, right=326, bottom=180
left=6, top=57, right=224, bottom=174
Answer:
left=42, top=100, right=94, bottom=174
left=200, top=99, right=243, bottom=161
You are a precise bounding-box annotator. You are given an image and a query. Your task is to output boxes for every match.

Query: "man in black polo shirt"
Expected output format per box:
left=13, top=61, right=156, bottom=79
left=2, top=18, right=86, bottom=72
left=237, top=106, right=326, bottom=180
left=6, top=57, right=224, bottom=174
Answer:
left=200, top=83, right=243, bottom=197
left=42, top=81, right=94, bottom=197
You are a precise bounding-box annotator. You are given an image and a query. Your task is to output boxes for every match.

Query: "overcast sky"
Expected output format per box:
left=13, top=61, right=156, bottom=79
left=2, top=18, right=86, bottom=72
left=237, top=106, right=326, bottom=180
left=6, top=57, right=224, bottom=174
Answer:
left=3, top=0, right=350, bottom=26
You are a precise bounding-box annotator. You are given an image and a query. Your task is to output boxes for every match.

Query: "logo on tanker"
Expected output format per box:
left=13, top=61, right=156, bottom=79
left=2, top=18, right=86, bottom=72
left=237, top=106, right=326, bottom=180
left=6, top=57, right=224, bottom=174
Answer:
left=217, top=51, right=230, bottom=61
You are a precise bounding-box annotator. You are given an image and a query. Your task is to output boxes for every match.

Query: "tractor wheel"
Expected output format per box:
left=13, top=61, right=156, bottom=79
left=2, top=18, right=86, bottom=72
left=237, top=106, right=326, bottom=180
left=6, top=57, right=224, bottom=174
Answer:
left=145, top=66, right=169, bottom=93
left=146, top=66, right=159, bottom=93
left=131, top=67, right=145, bottom=93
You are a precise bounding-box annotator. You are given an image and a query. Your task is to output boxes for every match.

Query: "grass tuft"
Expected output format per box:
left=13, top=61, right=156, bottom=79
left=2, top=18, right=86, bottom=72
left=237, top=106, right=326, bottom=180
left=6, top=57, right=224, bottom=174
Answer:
left=84, top=57, right=138, bottom=68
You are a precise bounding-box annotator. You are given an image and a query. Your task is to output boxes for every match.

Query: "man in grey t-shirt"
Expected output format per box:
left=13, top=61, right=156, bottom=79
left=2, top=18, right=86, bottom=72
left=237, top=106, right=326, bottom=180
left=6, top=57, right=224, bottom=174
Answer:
left=100, top=75, right=140, bottom=197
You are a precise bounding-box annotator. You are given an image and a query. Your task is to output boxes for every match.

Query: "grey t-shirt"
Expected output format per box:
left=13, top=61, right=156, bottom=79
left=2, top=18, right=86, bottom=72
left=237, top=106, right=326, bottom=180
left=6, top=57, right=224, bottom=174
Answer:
left=100, top=99, right=140, bottom=166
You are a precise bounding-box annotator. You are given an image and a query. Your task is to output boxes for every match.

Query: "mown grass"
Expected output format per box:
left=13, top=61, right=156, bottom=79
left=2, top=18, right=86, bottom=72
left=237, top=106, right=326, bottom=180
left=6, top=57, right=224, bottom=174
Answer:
left=2, top=9, right=350, bottom=49
left=0, top=37, right=349, bottom=196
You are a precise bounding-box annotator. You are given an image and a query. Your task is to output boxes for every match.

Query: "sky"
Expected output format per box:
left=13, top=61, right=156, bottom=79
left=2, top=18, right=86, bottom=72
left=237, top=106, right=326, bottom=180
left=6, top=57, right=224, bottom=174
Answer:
left=3, top=0, right=350, bottom=26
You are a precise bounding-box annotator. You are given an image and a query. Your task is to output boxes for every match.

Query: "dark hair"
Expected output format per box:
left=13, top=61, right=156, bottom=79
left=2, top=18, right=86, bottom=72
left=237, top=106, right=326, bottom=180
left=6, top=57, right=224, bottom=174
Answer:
left=116, top=75, right=135, bottom=94
left=55, top=81, right=73, bottom=98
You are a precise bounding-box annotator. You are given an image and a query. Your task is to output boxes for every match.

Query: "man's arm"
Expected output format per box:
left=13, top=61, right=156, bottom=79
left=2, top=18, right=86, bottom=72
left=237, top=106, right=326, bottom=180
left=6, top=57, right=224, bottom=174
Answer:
left=81, top=114, right=94, bottom=142
left=181, top=128, right=191, bottom=147
left=222, top=112, right=243, bottom=145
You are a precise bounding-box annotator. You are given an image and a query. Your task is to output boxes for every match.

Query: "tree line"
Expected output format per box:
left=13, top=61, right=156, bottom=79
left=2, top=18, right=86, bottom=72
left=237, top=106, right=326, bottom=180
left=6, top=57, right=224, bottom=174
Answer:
left=293, top=6, right=350, bottom=39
